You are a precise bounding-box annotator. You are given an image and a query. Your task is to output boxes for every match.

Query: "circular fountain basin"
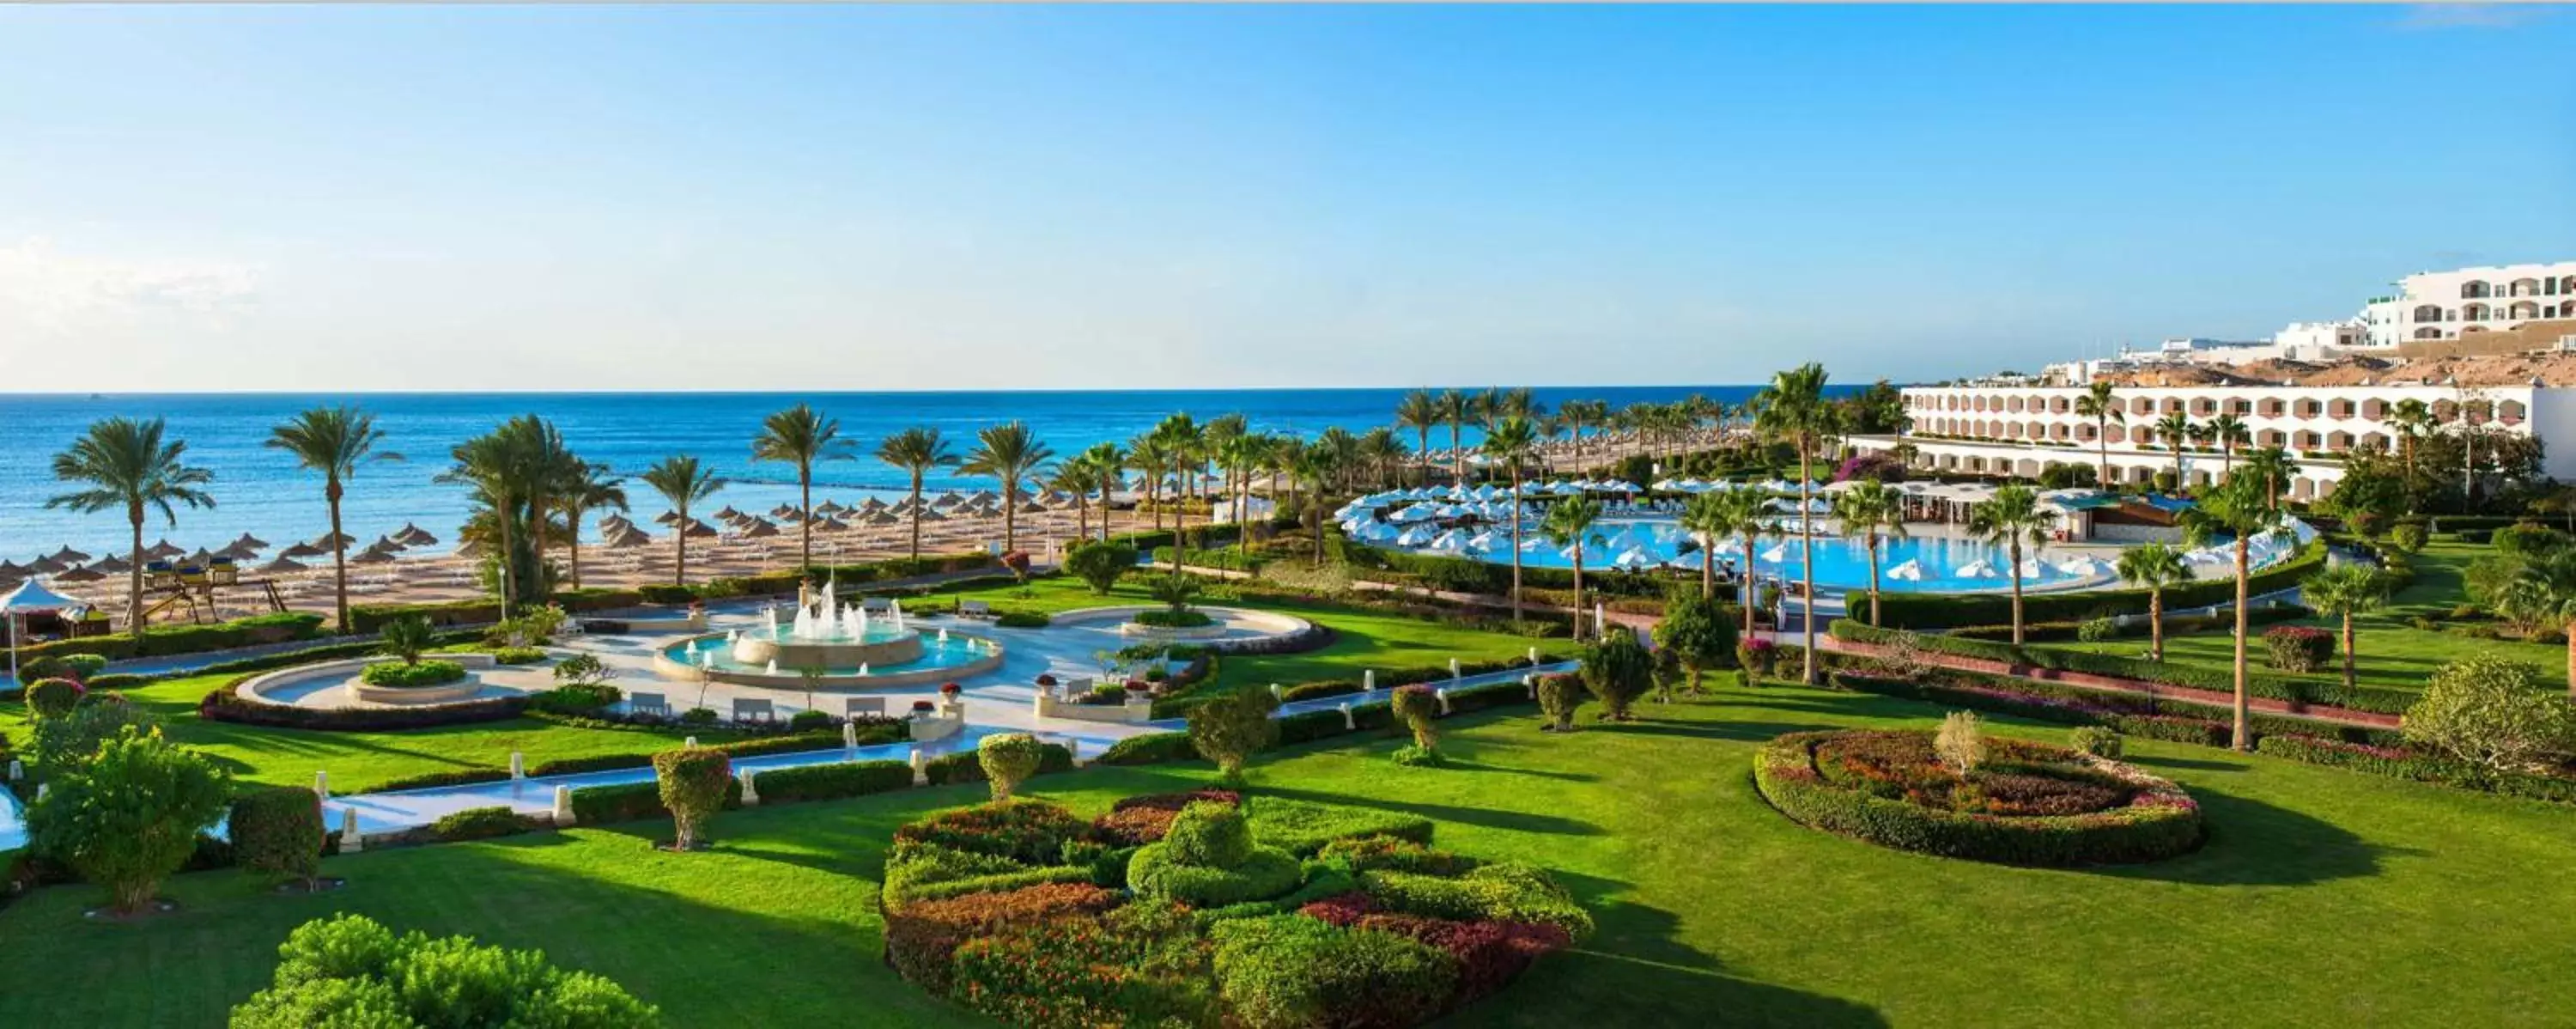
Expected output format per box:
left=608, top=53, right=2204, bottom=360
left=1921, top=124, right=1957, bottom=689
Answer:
left=654, top=630, right=1005, bottom=691
left=233, top=653, right=547, bottom=710
left=1052, top=606, right=1317, bottom=645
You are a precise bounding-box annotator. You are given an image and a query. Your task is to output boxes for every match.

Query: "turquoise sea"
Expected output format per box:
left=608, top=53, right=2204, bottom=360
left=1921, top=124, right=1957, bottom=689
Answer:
left=0, top=387, right=1814, bottom=562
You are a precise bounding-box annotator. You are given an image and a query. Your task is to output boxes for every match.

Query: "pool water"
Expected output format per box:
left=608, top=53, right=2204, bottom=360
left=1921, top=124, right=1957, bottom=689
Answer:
left=660, top=632, right=996, bottom=676
left=1382, top=516, right=2100, bottom=593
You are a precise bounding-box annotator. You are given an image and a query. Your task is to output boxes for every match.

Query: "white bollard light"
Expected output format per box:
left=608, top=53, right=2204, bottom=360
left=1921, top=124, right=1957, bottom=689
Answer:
left=738, top=770, right=761, bottom=807
left=552, top=786, right=577, bottom=826
left=1527, top=646, right=1538, bottom=666
left=1269, top=683, right=1283, bottom=701
left=1523, top=672, right=1538, bottom=698
left=314, top=770, right=329, bottom=801
left=1449, top=657, right=1461, bottom=681
left=34, top=782, right=48, bottom=802
left=1436, top=687, right=1453, bottom=715
left=1339, top=703, right=1356, bottom=730
left=1364, top=669, right=1376, bottom=692
left=339, top=807, right=364, bottom=854
left=842, top=722, right=859, bottom=749
left=509, top=752, right=526, bottom=780
left=684, top=735, right=698, bottom=749
left=910, top=749, right=930, bottom=785
left=5, top=759, right=17, bottom=782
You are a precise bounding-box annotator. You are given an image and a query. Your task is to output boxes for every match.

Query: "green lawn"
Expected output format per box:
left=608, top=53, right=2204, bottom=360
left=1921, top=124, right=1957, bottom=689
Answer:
left=2046, top=539, right=2571, bottom=696
left=7, top=679, right=2574, bottom=1027
left=0, top=578, right=1552, bottom=790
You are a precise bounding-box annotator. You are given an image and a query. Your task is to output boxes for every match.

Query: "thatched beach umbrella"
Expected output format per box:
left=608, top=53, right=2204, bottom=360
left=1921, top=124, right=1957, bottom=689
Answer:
left=23, top=555, right=64, bottom=575
left=1018, top=500, right=1048, bottom=514
left=370, top=535, right=408, bottom=552
left=741, top=520, right=780, bottom=539
left=769, top=503, right=799, bottom=520
left=228, top=533, right=266, bottom=553
left=146, top=539, right=185, bottom=559
left=55, top=563, right=106, bottom=583
left=682, top=519, right=720, bottom=539
left=214, top=542, right=262, bottom=562
left=653, top=510, right=683, bottom=527
left=258, top=556, right=310, bottom=574
left=350, top=547, right=398, bottom=565
left=308, top=531, right=355, bottom=550
left=0, top=561, right=28, bottom=581
left=932, top=491, right=964, bottom=508
left=714, top=505, right=744, bottom=521
left=809, top=514, right=850, bottom=533
left=46, top=545, right=92, bottom=565
left=604, top=526, right=653, bottom=549
left=915, top=507, right=948, bottom=522
left=815, top=500, right=847, bottom=515
left=280, top=542, right=325, bottom=559
left=392, top=523, right=437, bottom=547
left=92, top=556, right=131, bottom=574
left=857, top=497, right=889, bottom=513
left=863, top=510, right=899, bottom=527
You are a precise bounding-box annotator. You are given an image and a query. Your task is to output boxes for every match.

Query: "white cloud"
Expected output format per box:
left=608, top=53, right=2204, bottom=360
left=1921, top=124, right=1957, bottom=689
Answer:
left=0, top=237, right=262, bottom=336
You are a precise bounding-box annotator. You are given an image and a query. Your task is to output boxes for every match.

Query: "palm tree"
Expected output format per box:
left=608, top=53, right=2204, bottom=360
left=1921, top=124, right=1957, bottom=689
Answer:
left=2502, top=547, right=2576, bottom=699
left=2153, top=411, right=2196, bottom=492
left=1481, top=416, right=1540, bottom=625
left=962, top=422, right=1054, bottom=554
left=1127, top=430, right=1175, bottom=534
left=1832, top=480, right=1905, bottom=626
left=1361, top=428, right=1406, bottom=491
left=1048, top=448, right=1107, bottom=544
left=2179, top=473, right=2287, bottom=750
left=1394, top=390, right=1443, bottom=488
left=1559, top=399, right=1608, bottom=475
left=1684, top=489, right=1771, bottom=638
left=2203, top=412, right=2251, bottom=482
left=1965, top=484, right=2057, bottom=648
left=437, top=431, right=527, bottom=609
left=875, top=427, right=957, bottom=563
left=1540, top=495, right=1607, bottom=638
left=558, top=461, right=628, bottom=590
left=46, top=417, right=216, bottom=632
left=1288, top=441, right=1338, bottom=564
left=265, top=405, right=399, bottom=632
left=640, top=456, right=724, bottom=587
left=2071, top=381, right=2123, bottom=489
left=2239, top=446, right=2296, bottom=512
left=2304, top=564, right=2390, bottom=698
left=2113, top=542, right=2190, bottom=661
left=2388, top=398, right=2434, bottom=512
left=751, top=403, right=854, bottom=571
left=1313, top=426, right=1363, bottom=496
left=1751, top=362, right=1838, bottom=684
left=1437, top=389, right=1473, bottom=484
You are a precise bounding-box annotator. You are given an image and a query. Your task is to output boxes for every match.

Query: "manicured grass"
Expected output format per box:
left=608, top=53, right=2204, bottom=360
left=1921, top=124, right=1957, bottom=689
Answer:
left=2046, top=539, right=2571, bottom=696
left=8, top=679, right=2575, bottom=1026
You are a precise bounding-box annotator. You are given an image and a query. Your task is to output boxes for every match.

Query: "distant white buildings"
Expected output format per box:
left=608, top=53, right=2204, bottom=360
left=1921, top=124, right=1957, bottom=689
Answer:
left=2361, top=261, right=2576, bottom=346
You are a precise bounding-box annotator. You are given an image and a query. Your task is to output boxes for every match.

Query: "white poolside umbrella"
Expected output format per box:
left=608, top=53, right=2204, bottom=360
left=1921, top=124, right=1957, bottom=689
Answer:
left=4, top=577, right=84, bottom=684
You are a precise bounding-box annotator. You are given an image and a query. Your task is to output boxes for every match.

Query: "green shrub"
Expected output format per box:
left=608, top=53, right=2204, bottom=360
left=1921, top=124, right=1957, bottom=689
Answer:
left=2261, top=626, right=2334, bottom=673
left=977, top=733, right=1048, bottom=801
left=2391, top=521, right=2429, bottom=552
left=359, top=660, right=467, bottom=688
left=1128, top=843, right=1303, bottom=906
left=1208, top=915, right=1457, bottom=1029
left=568, top=778, right=744, bottom=825
left=489, top=646, right=548, bottom=666
left=431, top=806, right=538, bottom=842
left=1317, top=835, right=1479, bottom=875
left=638, top=583, right=696, bottom=605
left=884, top=882, right=1124, bottom=995
left=1188, top=690, right=1278, bottom=784
left=1360, top=863, right=1597, bottom=941
left=1134, top=609, right=1215, bottom=629
left=27, top=726, right=233, bottom=913
left=25, top=677, right=81, bottom=719
left=992, top=611, right=1050, bottom=629
left=948, top=900, right=1215, bottom=1028
left=19, top=654, right=107, bottom=686
left=653, top=747, right=733, bottom=849
left=2402, top=654, right=2576, bottom=779
left=229, top=787, right=325, bottom=887
left=925, top=742, right=1075, bottom=786
left=1064, top=540, right=1139, bottom=595
left=1243, top=796, right=1434, bottom=856
left=1535, top=673, right=1583, bottom=731
left=744, top=759, right=913, bottom=806
left=228, top=914, right=658, bottom=1027
left=2069, top=726, right=2123, bottom=758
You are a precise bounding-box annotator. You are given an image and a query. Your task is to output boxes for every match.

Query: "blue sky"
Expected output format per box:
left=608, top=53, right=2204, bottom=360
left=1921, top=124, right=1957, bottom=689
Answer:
left=0, top=5, right=2567, bottom=391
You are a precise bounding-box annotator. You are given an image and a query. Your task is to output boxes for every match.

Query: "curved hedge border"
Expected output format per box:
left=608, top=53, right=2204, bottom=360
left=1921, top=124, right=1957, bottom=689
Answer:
left=1752, top=730, right=2204, bottom=867
left=1830, top=618, right=2420, bottom=715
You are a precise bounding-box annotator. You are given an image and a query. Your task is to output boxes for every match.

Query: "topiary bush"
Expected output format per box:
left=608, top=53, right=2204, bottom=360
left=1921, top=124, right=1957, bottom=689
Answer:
left=1391, top=685, right=1440, bottom=753
left=1208, top=915, right=1458, bottom=1029
left=359, top=660, right=467, bottom=688
left=1063, top=540, right=1139, bottom=595
left=1187, top=689, right=1278, bottom=785
left=977, top=733, right=1048, bottom=801
left=1535, top=673, right=1583, bottom=732
left=27, top=726, right=232, bottom=913
left=2069, top=725, right=2123, bottom=758
left=431, top=806, right=538, bottom=842
left=1579, top=627, right=1654, bottom=721
left=25, top=677, right=82, bottom=719
left=228, top=787, right=325, bottom=889
left=1127, top=801, right=1303, bottom=907
left=2261, top=625, right=2334, bottom=673
left=652, top=747, right=733, bottom=850
left=18, top=653, right=107, bottom=686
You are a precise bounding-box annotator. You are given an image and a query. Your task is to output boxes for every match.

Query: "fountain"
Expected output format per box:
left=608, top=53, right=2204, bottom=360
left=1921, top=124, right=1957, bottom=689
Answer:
left=727, top=585, right=929, bottom=673
left=656, top=585, right=1008, bottom=690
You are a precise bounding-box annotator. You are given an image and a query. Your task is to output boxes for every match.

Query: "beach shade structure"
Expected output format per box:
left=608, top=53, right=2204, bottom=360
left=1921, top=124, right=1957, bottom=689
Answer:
left=54, top=563, right=107, bottom=584
left=933, top=491, right=965, bottom=508
left=1885, top=559, right=1924, bottom=582
left=813, top=500, right=846, bottom=515
left=1953, top=560, right=1999, bottom=579
left=0, top=561, right=27, bottom=581
left=279, top=541, right=326, bottom=560
left=22, top=555, right=65, bottom=575
left=453, top=539, right=491, bottom=559
left=350, top=546, right=398, bottom=565
left=1612, top=547, right=1659, bottom=571
left=257, top=556, right=310, bottom=575
left=4, top=576, right=89, bottom=680
left=857, top=497, right=889, bottom=513
left=145, top=539, right=186, bottom=559
left=227, top=534, right=266, bottom=554
left=46, top=545, right=93, bottom=566
left=308, top=531, right=357, bottom=551
left=214, top=542, right=262, bottom=563
left=915, top=507, right=948, bottom=522
left=369, top=535, right=409, bottom=552
left=653, top=510, right=683, bottom=527
left=714, top=505, right=744, bottom=521
left=769, top=503, right=800, bottom=520
left=740, top=519, right=781, bottom=539
left=682, top=519, right=720, bottom=539
left=864, top=510, right=900, bottom=527
left=604, top=526, right=653, bottom=549
left=1018, top=500, right=1048, bottom=514
left=90, top=555, right=132, bottom=575
left=808, top=515, right=851, bottom=533
left=185, top=548, right=217, bottom=565
left=393, top=523, right=439, bottom=547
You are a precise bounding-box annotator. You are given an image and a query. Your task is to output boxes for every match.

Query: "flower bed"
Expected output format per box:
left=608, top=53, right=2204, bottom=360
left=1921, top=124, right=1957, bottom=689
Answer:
left=1753, top=728, right=2203, bottom=866
left=881, top=791, right=1588, bottom=1027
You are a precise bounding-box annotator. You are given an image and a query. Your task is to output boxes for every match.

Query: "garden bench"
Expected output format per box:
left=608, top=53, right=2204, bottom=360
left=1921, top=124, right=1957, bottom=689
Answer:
left=861, top=597, right=894, bottom=615
left=959, top=600, right=992, bottom=618
left=843, top=697, right=885, bottom=718
left=629, top=692, right=671, bottom=717
left=732, top=698, right=775, bottom=723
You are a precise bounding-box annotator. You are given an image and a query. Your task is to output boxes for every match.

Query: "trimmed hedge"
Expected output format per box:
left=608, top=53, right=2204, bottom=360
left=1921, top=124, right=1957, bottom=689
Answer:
left=1868, top=542, right=2327, bottom=629
left=1244, top=796, right=1435, bottom=856
left=751, top=759, right=914, bottom=804
left=1947, top=603, right=2314, bottom=643
left=567, top=777, right=744, bottom=825
left=923, top=743, right=1076, bottom=785
left=1823, top=667, right=2403, bottom=749
left=1096, top=731, right=1199, bottom=766
left=2255, top=734, right=2576, bottom=805
left=1830, top=618, right=2419, bottom=715
left=201, top=682, right=530, bottom=731
left=1753, top=730, right=2205, bottom=866
left=359, top=659, right=468, bottom=688
left=10, top=612, right=325, bottom=664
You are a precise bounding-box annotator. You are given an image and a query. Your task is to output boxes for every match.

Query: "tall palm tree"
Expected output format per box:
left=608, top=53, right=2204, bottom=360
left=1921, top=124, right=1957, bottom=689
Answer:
left=558, top=460, right=628, bottom=590
left=1751, top=362, right=1838, bottom=684
left=1361, top=428, right=1406, bottom=491
left=962, top=422, right=1054, bottom=554
left=2239, top=446, right=2296, bottom=512
left=1205, top=413, right=1248, bottom=508
left=1395, top=390, right=1443, bottom=487
left=1832, top=479, right=1905, bottom=626
left=265, top=405, right=399, bottom=632
left=1540, top=495, right=1607, bottom=639
left=1682, top=489, right=1769, bottom=625
left=875, top=427, right=957, bottom=563
left=2500, top=548, right=2576, bottom=698
left=2153, top=411, right=2196, bottom=491
left=1965, top=484, right=2057, bottom=648
left=1079, top=441, right=1128, bottom=542
left=751, top=403, right=854, bottom=571
left=1290, top=442, right=1338, bottom=564
left=46, top=417, right=216, bottom=633
left=2304, top=564, right=2390, bottom=699
left=1128, top=430, right=1176, bottom=534
left=2387, top=398, right=2434, bottom=512
left=1313, top=426, right=1364, bottom=496
left=1151, top=415, right=1203, bottom=554
left=2071, top=382, right=2123, bottom=489
left=1480, top=416, right=1540, bottom=625
left=437, top=431, right=528, bottom=609
left=640, top=456, right=725, bottom=587
left=1561, top=399, right=1610, bottom=474
left=1437, top=389, right=1473, bottom=484
left=2202, top=412, right=2251, bottom=482
left=2114, top=541, right=2190, bottom=661
left=2179, top=473, right=2286, bottom=751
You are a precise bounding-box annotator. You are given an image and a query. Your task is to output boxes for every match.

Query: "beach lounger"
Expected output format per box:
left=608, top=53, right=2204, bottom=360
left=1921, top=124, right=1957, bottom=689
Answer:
left=629, top=692, right=671, bottom=717
left=843, top=697, right=885, bottom=718
left=732, top=698, right=775, bottom=723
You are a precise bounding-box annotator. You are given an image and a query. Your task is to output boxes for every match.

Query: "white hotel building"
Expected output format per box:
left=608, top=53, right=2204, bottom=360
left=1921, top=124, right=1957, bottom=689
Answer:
left=1848, top=383, right=2576, bottom=501
left=2362, top=261, right=2576, bottom=346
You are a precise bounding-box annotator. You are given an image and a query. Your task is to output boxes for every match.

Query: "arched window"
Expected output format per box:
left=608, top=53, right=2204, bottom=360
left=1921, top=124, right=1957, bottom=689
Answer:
left=2511, top=301, right=2541, bottom=320
left=2464, top=302, right=2490, bottom=321
left=2461, top=281, right=2492, bottom=299
left=2415, top=327, right=2444, bottom=339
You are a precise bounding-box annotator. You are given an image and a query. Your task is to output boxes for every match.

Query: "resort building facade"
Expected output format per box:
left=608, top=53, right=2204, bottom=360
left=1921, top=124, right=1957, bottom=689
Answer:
left=2362, top=260, right=2576, bottom=346
left=1848, top=381, right=2576, bottom=500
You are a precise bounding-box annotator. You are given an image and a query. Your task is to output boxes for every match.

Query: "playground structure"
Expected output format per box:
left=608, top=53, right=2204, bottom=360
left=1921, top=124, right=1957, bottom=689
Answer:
left=138, top=557, right=288, bottom=626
